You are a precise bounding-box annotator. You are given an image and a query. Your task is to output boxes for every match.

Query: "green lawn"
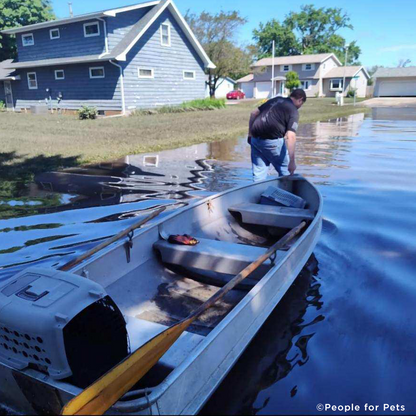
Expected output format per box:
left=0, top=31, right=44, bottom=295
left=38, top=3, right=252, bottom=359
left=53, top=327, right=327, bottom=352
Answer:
left=0, top=98, right=369, bottom=165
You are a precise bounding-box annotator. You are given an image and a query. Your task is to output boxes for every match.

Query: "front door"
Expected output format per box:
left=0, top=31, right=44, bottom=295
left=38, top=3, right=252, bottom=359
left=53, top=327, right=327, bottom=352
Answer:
left=4, top=81, right=14, bottom=110
left=280, top=81, right=286, bottom=96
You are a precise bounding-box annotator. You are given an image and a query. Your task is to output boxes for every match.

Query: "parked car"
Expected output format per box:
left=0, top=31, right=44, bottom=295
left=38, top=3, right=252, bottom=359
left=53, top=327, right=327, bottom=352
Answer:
left=226, top=90, right=245, bottom=100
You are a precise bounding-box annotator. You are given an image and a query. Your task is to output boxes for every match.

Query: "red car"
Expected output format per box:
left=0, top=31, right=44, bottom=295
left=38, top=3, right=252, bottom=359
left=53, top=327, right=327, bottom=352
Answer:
left=226, top=90, right=245, bottom=100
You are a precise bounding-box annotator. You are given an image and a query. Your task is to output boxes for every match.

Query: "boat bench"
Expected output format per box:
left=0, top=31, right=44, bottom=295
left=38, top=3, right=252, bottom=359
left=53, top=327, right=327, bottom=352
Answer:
left=154, top=238, right=283, bottom=275
left=229, top=203, right=315, bottom=228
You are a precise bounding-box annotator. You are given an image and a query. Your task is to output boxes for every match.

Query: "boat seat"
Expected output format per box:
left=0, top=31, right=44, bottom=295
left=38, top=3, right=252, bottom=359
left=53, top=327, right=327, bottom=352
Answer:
left=154, top=238, right=282, bottom=275
left=229, top=203, right=315, bottom=228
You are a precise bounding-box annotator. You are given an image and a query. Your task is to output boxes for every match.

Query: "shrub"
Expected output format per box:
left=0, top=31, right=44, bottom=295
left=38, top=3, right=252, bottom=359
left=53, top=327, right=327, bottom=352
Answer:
left=77, top=105, right=98, bottom=120
left=347, top=89, right=357, bottom=98
left=285, top=71, right=300, bottom=91
left=0, top=101, right=5, bottom=111
left=130, top=98, right=227, bottom=116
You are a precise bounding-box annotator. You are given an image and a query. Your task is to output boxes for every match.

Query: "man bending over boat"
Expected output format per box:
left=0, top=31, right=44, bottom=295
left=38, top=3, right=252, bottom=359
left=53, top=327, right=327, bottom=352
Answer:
left=248, top=88, right=307, bottom=181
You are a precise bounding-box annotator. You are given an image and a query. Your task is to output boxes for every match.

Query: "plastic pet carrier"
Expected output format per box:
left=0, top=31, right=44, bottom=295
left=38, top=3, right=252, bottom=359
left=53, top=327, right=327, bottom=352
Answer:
left=0, top=267, right=129, bottom=388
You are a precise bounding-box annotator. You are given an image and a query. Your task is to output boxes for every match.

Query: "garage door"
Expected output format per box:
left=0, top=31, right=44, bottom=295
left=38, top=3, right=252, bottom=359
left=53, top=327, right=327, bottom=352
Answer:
left=256, top=82, right=272, bottom=99
left=378, top=81, right=416, bottom=97
left=241, top=82, right=254, bottom=98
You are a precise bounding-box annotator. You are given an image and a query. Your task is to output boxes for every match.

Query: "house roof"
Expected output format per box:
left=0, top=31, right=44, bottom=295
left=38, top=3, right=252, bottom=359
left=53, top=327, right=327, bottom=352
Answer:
left=3, top=55, right=107, bottom=69
left=1, top=1, right=160, bottom=34
left=252, top=53, right=341, bottom=67
left=237, top=74, right=254, bottom=83
left=373, top=67, right=416, bottom=78
left=2, top=0, right=215, bottom=69
left=323, top=66, right=370, bottom=79
left=0, top=60, right=18, bottom=80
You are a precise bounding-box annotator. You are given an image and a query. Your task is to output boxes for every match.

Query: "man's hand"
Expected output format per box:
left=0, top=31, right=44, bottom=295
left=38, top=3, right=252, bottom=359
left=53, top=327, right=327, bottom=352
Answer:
left=288, top=159, right=297, bottom=175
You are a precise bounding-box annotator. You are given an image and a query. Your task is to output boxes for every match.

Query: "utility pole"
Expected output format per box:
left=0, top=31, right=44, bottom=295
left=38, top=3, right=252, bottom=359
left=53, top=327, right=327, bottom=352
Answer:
left=342, top=44, right=350, bottom=106
left=271, top=40, right=275, bottom=97
left=68, top=2, right=73, bottom=18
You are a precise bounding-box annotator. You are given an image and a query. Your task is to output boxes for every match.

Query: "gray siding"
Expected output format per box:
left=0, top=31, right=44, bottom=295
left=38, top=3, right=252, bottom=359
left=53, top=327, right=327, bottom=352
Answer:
left=253, top=63, right=321, bottom=82
left=122, top=9, right=206, bottom=109
left=107, top=8, right=152, bottom=51
left=0, top=82, right=5, bottom=102
left=17, top=20, right=106, bottom=62
left=12, top=62, right=121, bottom=111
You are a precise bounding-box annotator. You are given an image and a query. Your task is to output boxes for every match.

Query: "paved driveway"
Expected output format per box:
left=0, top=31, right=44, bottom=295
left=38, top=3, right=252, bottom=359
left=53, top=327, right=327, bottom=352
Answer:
left=362, top=97, right=416, bottom=107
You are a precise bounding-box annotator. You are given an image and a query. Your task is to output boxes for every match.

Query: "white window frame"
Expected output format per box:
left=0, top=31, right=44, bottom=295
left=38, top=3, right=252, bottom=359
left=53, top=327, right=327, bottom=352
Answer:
left=183, top=70, right=196, bottom=80
left=330, top=78, right=343, bottom=91
left=302, top=63, right=315, bottom=71
left=27, top=72, right=38, bottom=90
left=54, top=69, right=65, bottom=80
left=281, top=64, right=292, bottom=72
left=300, top=80, right=311, bottom=90
left=160, top=23, right=171, bottom=47
left=84, top=22, right=100, bottom=38
left=138, top=68, right=154, bottom=79
left=50, top=28, right=60, bottom=40
left=22, top=33, right=34, bottom=47
left=89, top=66, right=105, bottom=79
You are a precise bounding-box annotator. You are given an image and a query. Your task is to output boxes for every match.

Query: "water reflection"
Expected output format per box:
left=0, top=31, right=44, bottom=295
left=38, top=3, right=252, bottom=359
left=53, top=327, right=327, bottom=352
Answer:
left=2, top=109, right=416, bottom=414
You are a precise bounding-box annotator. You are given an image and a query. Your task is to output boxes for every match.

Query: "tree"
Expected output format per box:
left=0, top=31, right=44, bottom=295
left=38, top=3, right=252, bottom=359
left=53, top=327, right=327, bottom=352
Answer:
left=367, top=65, right=383, bottom=86
left=253, top=4, right=361, bottom=64
left=398, top=59, right=411, bottom=68
left=0, top=0, right=55, bottom=61
left=253, top=19, right=299, bottom=58
left=285, top=71, right=300, bottom=91
left=185, top=10, right=253, bottom=98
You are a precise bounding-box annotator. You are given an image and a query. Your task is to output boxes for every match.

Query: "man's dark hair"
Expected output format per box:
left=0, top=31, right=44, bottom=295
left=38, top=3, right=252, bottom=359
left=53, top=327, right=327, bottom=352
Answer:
left=290, top=89, right=307, bottom=102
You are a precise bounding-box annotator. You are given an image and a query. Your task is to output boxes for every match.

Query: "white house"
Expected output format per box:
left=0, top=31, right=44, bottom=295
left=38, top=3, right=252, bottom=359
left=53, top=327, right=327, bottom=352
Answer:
left=205, top=76, right=236, bottom=98
left=237, top=53, right=370, bottom=99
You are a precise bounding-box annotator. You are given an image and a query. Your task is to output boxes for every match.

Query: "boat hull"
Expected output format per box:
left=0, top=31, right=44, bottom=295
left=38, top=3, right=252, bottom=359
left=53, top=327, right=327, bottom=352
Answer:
left=0, top=176, right=322, bottom=415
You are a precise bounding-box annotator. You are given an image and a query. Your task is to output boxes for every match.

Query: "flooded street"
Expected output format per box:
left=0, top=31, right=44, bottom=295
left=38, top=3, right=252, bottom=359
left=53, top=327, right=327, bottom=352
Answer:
left=1, top=108, right=416, bottom=414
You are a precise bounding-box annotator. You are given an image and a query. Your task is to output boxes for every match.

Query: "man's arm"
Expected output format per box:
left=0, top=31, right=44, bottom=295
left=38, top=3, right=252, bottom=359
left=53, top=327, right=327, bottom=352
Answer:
left=248, top=109, right=260, bottom=140
left=286, top=131, right=297, bottom=175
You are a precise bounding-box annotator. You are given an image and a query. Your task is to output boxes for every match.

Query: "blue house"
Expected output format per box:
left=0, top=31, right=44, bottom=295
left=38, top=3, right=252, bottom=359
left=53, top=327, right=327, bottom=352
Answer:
left=1, top=0, right=215, bottom=114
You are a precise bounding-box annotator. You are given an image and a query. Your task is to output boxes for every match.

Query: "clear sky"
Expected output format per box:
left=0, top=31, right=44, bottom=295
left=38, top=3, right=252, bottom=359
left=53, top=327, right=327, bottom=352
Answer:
left=52, top=0, right=416, bottom=68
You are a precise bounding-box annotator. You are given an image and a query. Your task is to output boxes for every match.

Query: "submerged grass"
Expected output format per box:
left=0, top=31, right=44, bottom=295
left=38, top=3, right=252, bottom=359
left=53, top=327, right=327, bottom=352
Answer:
left=0, top=98, right=369, bottom=165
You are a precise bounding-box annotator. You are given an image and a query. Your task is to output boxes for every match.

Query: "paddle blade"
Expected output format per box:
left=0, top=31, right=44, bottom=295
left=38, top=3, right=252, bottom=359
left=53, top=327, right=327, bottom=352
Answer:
left=61, top=318, right=192, bottom=415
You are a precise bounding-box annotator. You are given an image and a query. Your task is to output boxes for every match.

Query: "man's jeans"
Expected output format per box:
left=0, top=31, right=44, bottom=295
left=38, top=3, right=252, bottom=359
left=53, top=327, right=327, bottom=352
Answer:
left=251, top=137, right=289, bottom=181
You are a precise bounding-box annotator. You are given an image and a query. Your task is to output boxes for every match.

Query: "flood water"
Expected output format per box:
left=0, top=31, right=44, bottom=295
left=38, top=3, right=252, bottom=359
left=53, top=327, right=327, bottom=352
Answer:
left=1, top=108, right=416, bottom=414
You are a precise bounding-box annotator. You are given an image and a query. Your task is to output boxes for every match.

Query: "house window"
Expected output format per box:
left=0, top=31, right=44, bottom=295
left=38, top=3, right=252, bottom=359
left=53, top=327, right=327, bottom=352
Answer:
left=22, top=33, right=34, bottom=47
left=330, top=79, right=343, bottom=91
left=89, top=67, right=105, bottom=79
left=160, top=23, right=171, bottom=46
left=300, top=80, right=310, bottom=90
left=183, top=70, right=196, bottom=80
left=55, top=70, right=65, bottom=80
left=27, top=72, right=38, bottom=89
left=281, top=65, right=291, bottom=72
left=303, top=63, right=315, bottom=71
left=138, top=68, right=154, bottom=78
left=84, top=22, right=100, bottom=38
left=50, top=28, right=60, bottom=40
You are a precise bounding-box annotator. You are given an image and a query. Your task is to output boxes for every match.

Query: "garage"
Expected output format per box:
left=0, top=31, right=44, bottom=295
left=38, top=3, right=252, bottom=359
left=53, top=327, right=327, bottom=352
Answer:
left=378, top=81, right=416, bottom=97
left=374, top=68, right=416, bottom=97
left=255, top=82, right=272, bottom=99
left=241, top=82, right=254, bottom=99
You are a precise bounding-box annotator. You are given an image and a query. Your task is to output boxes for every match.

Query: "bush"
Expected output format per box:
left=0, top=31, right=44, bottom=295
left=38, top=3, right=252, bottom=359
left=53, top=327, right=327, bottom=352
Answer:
left=0, top=101, right=5, bottom=111
left=285, top=71, right=301, bottom=91
left=181, top=98, right=226, bottom=110
left=130, top=98, right=227, bottom=116
left=347, top=89, right=357, bottom=98
left=77, top=105, right=98, bottom=120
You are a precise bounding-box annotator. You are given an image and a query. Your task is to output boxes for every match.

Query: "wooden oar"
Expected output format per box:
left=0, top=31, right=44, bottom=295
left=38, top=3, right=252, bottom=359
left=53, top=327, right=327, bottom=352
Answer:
left=61, top=221, right=306, bottom=415
left=59, top=206, right=166, bottom=272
